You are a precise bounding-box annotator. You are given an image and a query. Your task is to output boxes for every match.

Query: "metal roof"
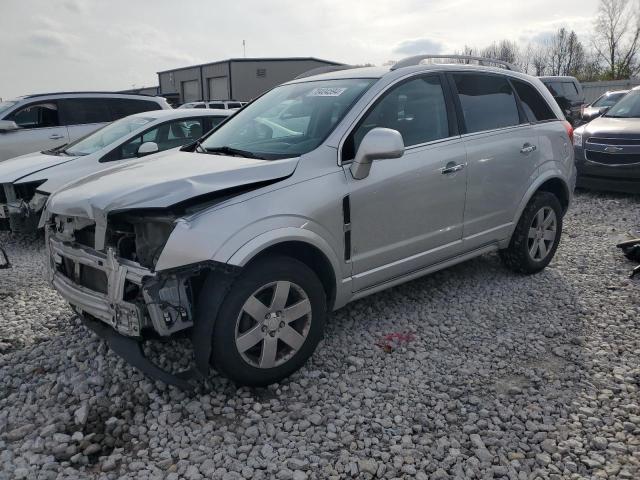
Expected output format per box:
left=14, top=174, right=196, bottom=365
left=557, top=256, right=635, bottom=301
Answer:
left=157, top=57, right=342, bottom=74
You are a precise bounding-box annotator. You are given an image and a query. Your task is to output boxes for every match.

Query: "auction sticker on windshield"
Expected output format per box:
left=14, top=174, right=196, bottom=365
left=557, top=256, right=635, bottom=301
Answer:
left=307, top=87, right=347, bottom=97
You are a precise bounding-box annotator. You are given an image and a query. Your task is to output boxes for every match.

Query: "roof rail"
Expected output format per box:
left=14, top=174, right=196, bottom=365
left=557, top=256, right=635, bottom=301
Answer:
left=294, top=65, right=356, bottom=80
left=390, top=55, right=518, bottom=72
left=23, top=91, right=159, bottom=99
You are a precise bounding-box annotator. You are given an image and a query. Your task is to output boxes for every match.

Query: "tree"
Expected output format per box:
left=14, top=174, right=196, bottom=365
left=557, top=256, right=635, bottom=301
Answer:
left=481, top=39, right=519, bottom=65
left=547, top=28, right=587, bottom=76
left=592, top=0, right=640, bottom=79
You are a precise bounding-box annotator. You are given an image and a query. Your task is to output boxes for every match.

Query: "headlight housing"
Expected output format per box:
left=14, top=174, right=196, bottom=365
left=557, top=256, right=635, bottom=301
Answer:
left=573, top=129, right=584, bottom=147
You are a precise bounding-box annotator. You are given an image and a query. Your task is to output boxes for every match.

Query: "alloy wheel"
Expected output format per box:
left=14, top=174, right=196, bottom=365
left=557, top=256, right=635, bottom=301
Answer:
left=527, top=206, right=557, bottom=261
left=234, top=281, right=312, bottom=369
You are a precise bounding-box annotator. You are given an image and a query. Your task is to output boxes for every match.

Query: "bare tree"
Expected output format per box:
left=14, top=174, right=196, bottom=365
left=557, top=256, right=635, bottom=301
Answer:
left=547, top=28, right=587, bottom=76
left=592, top=0, right=640, bottom=79
left=481, top=40, right=519, bottom=65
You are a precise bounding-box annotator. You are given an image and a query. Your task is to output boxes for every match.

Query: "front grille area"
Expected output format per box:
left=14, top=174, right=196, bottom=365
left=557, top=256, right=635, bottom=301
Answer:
left=585, top=150, right=640, bottom=165
left=57, top=256, right=108, bottom=294
left=586, top=137, right=640, bottom=146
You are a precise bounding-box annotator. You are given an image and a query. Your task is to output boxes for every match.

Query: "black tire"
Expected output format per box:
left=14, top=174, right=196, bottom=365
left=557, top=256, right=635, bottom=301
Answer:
left=209, top=255, right=326, bottom=387
left=499, top=191, right=563, bottom=274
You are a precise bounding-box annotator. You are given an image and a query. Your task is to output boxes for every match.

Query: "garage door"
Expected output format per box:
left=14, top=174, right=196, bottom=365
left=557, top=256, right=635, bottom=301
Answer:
left=208, top=77, right=229, bottom=100
left=182, top=80, right=200, bottom=103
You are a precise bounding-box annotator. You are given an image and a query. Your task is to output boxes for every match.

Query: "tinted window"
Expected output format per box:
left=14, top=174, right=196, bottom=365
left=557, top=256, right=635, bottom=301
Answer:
left=194, top=104, right=206, bottom=109
left=209, top=103, right=225, bottom=109
left=511, top=80, right=555, bottom=122
left=227, top=102, right=242, bottom=108
left=453, top=74, right=520, bottom=133
left=349, top=76, right=449, bottom=156
left=109, top=99, right=161, bottom=120
left=545, top=81, right=580, bottom=100
left=61, top=99, right=112, bottom=125
left=10, top=102, right=59, bottom=128
left=205, top=116, right=226, bottom=132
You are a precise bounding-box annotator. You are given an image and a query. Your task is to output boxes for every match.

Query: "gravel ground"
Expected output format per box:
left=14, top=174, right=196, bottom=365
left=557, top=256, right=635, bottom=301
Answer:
left=1, top=190, right=639, bottom=480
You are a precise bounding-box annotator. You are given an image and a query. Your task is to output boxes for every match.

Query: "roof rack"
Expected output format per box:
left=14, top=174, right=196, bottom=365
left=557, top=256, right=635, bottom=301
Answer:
left=23, top=91, right=158, bottom=99
left=294, top=65, right=357, bottom=80
left=390, top=55, right=518, bottom=72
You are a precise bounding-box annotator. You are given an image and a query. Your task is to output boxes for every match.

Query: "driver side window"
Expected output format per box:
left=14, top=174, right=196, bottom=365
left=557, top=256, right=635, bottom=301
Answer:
left=10, top=102, right=60, bottom=129
left=343, top=76, right=450, bottom=161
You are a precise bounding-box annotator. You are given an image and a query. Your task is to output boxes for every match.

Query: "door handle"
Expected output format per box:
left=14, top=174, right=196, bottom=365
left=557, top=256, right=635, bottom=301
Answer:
left=440, top=162, right=465, bottom=174
left=520, top=143, right=537, bottom=154
left=49, top=134, right=65, bottom=140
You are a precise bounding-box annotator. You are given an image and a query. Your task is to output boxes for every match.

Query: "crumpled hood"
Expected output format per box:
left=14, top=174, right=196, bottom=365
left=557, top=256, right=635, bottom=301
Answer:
left=0, top=151, right=79, bottom=184
left=584, top=116, right=640, bottom=137
left=46, top=150, right=299, bottom=221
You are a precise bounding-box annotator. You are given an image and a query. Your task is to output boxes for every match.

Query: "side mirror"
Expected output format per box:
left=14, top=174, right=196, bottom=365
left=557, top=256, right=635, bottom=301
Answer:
left=350, top=128, right=404, bottom=180
left=137, top=141, right=159, bottom=157
left=0, top=120, right=19, bottom=132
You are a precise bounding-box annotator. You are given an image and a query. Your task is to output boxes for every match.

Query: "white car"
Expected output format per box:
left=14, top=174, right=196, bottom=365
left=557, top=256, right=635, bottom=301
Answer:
left=0, top=92, right=171, bottom=161
left=178, top=100, right=246, bottom=110
left=0, top=108, right=232, bottom=233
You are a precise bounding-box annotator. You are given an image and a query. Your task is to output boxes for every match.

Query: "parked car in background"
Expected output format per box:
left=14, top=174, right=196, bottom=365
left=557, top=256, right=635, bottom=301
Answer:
left=178, top=100, right=246, bottom=110
left=0, top=93, right=171, bottom=162
left=0, top=109, right=232, bottom=233
left=581, top=90, right=628, bottom=123
left=539, top=76, right=585, bottom=126
left=41, top=55, right=575, bottom=388
left=574, top=86, right=640, bottom=193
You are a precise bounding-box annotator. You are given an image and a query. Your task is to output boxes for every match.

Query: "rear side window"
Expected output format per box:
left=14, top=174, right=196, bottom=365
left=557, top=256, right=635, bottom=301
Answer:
left=9, top=102, right=59, bottom=128
left=511, top=80, right=556, bottom=122
left=109, top=99, right=161, bottom=120
left=209, top=103, right=225, bottom=109
left=545, top=81, right=580, bottom=100
left=452, top=73, right=520, bottom=133
left=227, top=102, right=242, bottom=108
left=60, top=99, right=112, bottom=125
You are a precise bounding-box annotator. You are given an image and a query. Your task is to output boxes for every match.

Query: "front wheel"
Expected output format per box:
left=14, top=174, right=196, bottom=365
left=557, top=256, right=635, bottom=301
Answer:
left=210, top=256, right=326, bottom=386
left=499, top=191, right=563, bottom=274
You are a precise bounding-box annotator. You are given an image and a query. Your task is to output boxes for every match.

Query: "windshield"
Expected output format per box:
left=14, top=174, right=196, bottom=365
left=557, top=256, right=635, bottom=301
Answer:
left=199, top=78, right=376, bottom=159
left=604, top=91, right=640, bottom=118
left=0, top=101, right=17, bottom=117
left=64, top=115, right=155, bottom=156
left=592, top=92, right=626, bottom=108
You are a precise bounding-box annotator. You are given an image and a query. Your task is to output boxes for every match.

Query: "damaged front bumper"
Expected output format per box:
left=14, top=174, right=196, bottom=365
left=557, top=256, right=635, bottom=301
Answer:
left=0, top=183, right=48, bottom=233
left=46, top=226, right=203, bottom=388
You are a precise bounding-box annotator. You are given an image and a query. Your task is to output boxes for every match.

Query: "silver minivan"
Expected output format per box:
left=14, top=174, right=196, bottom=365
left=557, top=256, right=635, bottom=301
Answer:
left=0, top=92, right=171, bottom=161
left=43, top=56, right=576, bottom=388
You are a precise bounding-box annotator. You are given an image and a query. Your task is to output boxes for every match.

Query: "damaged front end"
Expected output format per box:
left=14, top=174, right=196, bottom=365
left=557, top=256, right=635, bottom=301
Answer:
left=45, top=211, right=235, bottom=388
left=0, top=182, right=48, bottom=233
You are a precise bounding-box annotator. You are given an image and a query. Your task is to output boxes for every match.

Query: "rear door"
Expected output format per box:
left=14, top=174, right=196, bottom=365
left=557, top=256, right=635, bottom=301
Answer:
left=59, top=98, right=113, bottom=143
left=450, top=72, right=541, bottom=251
left=0, top=101, right=69, bottom=160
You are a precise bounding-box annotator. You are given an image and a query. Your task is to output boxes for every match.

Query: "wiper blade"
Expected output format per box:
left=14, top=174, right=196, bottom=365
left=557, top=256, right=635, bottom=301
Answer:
left=203, top=146, right=265, bottom=159
left=41, top=143, right=69, bottom=155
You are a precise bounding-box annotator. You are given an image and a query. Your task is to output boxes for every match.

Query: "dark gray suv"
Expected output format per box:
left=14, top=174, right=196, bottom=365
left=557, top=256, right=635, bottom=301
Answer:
left=574, top=87, right=640, bottom=193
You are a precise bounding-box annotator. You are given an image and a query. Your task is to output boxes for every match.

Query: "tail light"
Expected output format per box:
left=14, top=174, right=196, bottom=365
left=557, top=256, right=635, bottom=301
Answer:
left=563, top=120, right=573, bottom=143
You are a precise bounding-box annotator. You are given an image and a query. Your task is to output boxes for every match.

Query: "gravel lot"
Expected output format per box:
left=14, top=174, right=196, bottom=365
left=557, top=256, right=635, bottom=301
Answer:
left=1, top=191, right=639, bottom=480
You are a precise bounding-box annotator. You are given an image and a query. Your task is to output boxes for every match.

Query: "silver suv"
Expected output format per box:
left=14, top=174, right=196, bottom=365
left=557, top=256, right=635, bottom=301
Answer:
left=43, top=56, right=576, bottom=388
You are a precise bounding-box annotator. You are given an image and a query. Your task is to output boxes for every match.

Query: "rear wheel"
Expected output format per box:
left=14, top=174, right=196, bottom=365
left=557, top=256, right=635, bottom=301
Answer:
left=500, top=192, right=563, bottom=274
left=210, top=256, right=326, bottom=386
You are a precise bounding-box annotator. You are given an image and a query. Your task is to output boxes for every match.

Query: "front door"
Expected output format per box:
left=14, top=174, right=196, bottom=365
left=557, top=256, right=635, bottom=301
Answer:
left=0, top=101, right=69, bottom=161
left=344, top=74, right=467, bottom=291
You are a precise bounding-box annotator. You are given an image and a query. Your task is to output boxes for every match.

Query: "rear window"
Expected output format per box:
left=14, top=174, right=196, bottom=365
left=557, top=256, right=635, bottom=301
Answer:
left=545, top=81, right=580, bottom=100
left=511, top=80, right=556, bottom=122
left=60, top=98, right=112, bottom=125
left=452, top=73, right=521, bottom=133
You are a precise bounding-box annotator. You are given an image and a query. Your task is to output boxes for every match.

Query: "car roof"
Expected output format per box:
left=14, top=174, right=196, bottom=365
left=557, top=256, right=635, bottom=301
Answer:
left=129, top=108, right=233, bottom=120
left=12, top=92, right=165, bottom=102
left=286, top=63, right=538, bottom=85
left=538, top=76, right=578, bottom=82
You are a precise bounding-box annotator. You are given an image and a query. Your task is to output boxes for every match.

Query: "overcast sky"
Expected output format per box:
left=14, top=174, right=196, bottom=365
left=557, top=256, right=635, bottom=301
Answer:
left=0, top=0, right=600, bottom=99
